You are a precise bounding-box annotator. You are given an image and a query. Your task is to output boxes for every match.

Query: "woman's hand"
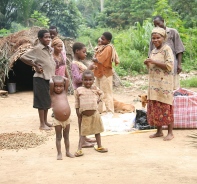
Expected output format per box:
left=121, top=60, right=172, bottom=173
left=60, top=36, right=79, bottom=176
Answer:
left=144, top=58, right=155, bottom=65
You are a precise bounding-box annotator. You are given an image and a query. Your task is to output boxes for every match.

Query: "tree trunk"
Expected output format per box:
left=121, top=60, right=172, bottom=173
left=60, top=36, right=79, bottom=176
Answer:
left=100, top=0, right=104, bottom=11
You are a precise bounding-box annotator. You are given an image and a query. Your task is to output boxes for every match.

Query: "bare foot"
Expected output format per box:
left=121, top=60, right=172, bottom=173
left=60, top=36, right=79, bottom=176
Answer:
left=82, top=141, right=95, bottom=148
left=163, top=134, right=174, bottom=141
left=57, top=153, right=63, bottom=160
left=85, top=137, right=97, bottom=143
left=45, top=122, right=53, bottom=127
left=66, top=152, right=75, bottom=158
left=149, top=133, right=164, bottom=138
left=39, top=125, right=51, bottom=130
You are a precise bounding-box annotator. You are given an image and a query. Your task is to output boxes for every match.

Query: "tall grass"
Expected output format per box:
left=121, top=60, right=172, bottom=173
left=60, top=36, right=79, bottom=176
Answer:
left=181, top=77, right=197, bottom=88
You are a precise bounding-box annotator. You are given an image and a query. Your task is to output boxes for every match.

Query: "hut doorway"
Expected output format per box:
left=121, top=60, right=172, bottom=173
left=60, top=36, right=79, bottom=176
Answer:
left=7, top=60, right=34, bottom=91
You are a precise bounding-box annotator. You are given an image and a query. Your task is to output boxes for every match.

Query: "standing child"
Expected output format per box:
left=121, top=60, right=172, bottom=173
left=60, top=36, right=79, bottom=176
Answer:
left=92, top=32, right=119, bottom=114
left=20, top=30, right=55, bottom=130
left=71, top=42, right=96, bottom=148
left=74, top=70, right=108, bottom=157
left=144, top=27, right=174, bottom=141
left=50, top=76, right=74, bottom=159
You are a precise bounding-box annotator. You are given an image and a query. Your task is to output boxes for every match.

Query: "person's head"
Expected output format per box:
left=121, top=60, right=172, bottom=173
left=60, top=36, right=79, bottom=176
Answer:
left=49, top=26, right=58, bottom=39
left=51, top=37, right=63, bottom=53
left=82, top=70, right=94, bottom=88
left=153, top=15, right=165, bottom=29
left=97, top=37, right=102, bottom=46
left=52, top=76, right=65, bottom=94
left=38, top=30, right=51, bottom=46
left=101, top=32, right=112, bottom=45
left=151, top=27, right=166, bottom=49
left=72, top=42, right=86, bottom=60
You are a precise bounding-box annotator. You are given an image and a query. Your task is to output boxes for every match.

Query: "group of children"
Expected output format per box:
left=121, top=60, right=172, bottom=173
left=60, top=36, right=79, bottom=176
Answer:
left=50, top=31, right=117, bottom=159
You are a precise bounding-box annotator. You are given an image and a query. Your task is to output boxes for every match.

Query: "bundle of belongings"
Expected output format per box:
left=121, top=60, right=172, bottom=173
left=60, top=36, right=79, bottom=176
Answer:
left=101, top=113, right=136, bottom=132
left=134, top=109, right=155, bottom=130
left=173, top=88, right=197, bottom=128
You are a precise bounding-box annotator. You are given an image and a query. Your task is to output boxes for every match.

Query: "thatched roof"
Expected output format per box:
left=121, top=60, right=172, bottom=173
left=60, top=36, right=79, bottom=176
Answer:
left=0, top=26, right=74, bottom=90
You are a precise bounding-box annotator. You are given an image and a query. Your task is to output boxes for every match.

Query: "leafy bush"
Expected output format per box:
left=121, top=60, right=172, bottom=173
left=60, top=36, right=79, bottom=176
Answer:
left=30, top=11, right=49, bottom=27
left=114, top=66, right=128, bottom=76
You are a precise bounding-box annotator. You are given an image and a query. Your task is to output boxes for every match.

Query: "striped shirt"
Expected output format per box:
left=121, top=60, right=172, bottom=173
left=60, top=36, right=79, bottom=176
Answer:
left=75, top=86, right=103, bottom=113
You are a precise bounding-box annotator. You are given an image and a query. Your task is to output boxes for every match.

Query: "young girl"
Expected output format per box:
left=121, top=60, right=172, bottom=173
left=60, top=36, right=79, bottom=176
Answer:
left=144, top=27, right=174, bottom=141
left=50, top=76, right=74, bottom=160
left=92, top=32, right=119, bottom=114
left=71, top=42, right=96, bottom=148
left=51, top=37, right=69, bottom=78
left=74, top=70, right=108, bottom=156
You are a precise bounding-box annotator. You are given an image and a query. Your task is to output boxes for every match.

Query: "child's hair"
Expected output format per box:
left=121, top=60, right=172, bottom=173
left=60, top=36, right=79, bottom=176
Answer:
left=52, top=76, right=64, bottom=83
left=72, top=42, right=85, bottom=53
left=49, top=26, right=58, bottom=32
left=102, top=32, right=112, bottom=41
left=82, top=70, right=94, bottom=79
left=38, top=30, right=49, bottom=39
left=153, top=15, right=164, bottom=21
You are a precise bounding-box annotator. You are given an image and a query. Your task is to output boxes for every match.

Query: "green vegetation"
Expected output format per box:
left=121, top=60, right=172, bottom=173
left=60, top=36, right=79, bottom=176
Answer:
left=181, top=77, right=197, bottom=88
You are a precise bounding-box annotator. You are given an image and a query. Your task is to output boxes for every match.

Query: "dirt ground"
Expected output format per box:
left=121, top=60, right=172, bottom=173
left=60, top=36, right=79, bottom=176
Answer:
left=0, top=84, right=197, bottom=184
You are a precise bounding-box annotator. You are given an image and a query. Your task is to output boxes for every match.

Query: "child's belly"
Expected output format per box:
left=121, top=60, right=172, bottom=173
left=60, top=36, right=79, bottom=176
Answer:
left=53, top=101, right=71, bottom=121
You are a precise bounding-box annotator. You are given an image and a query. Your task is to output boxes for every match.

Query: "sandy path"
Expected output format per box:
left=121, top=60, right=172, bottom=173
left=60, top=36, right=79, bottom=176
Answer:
left=0, top=89, right=197, bottom=184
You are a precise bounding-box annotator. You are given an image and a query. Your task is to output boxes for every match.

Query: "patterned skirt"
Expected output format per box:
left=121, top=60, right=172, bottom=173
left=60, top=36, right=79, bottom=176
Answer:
left=147, top=100, right=174, bottom=126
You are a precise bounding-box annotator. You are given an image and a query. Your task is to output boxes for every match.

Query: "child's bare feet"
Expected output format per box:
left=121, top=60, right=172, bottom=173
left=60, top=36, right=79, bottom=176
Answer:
left=149, top=132, right=164, bottom=138
left=163, top=133, right=174, bottom=141
left=39, top=125, right=51, bottom=130
left=66, top=152, right=75, bottom=158
left=45, top=122, right=53, bottom=127
left=57, top=153, right=63, bottom=160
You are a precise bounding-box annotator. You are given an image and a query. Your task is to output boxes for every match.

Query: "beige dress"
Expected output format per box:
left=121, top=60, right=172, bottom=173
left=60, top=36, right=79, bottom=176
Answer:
left=75, top=86, right=104, bottom=136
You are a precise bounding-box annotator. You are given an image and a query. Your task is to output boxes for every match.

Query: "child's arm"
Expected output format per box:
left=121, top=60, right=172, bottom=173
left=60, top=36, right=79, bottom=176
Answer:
left=76, top=108, right=81, bottom=118
left=63, top=77, right=69, bottom=93
left=75, top=90, right=81, bottom=117
left=49, top=77, right=54, bottom=96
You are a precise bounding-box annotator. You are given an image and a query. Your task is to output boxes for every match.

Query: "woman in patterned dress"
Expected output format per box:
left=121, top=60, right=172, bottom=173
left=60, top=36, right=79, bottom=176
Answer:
left=144, top=27, right=174, bottom=141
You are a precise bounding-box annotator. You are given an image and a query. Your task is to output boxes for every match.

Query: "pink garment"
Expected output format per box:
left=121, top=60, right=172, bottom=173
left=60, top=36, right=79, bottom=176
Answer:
left=54, top=51, right=67, bottom=77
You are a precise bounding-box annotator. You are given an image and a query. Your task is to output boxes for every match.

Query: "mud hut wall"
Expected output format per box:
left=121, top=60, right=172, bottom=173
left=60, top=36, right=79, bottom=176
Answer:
left=0, top=27, right=42, bottom=90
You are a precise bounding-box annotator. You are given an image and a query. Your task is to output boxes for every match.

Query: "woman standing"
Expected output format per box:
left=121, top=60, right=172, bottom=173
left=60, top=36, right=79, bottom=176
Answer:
left=149, top=15, right=185, bottom=90
left=144, top=27, right=174, bottom=141
left=20, top=30, right=55, bottom=130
